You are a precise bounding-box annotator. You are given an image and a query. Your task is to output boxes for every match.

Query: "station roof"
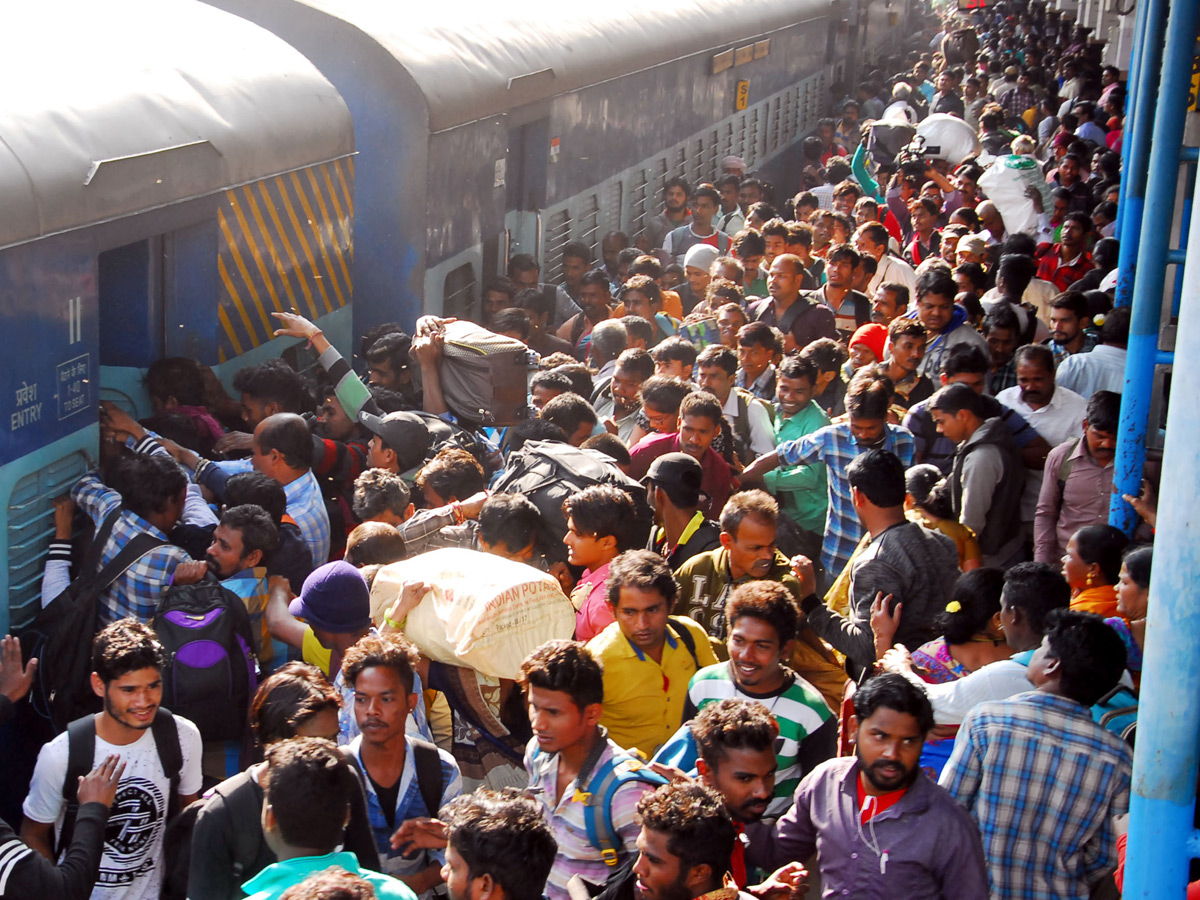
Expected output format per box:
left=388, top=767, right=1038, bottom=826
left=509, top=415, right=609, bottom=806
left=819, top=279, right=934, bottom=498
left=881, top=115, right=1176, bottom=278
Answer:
left=0, top=0, right=354, bottom=249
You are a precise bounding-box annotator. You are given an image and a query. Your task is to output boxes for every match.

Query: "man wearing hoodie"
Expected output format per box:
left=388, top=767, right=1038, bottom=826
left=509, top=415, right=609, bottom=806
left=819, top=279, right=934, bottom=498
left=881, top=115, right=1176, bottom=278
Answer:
left=929, top=383, right=1025, bottom=567
left=910, top=269, right=990, bottom=380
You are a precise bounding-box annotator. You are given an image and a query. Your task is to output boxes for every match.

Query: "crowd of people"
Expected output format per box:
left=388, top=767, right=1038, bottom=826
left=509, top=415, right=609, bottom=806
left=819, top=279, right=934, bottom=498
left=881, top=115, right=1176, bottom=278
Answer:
left=0, top=1, right=1172, bottom=899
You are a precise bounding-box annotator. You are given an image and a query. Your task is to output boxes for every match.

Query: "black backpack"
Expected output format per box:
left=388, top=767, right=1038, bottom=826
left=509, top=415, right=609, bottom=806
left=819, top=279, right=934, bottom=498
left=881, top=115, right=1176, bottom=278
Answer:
left=58, top=708, right=182, bottom=856
left=491, top=441, right=653, bottom=564
left=152, top=578, right=258, bottom=742
left=20, top=510, right=166, bottom=731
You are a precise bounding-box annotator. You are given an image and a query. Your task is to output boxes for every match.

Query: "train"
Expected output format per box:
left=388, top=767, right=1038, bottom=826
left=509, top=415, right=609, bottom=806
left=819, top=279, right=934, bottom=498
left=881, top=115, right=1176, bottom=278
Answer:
left=0, top=0, right=912, bottom=632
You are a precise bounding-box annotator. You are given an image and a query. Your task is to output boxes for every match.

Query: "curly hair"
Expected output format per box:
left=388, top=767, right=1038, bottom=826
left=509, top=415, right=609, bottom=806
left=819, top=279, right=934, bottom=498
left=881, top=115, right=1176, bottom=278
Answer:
left=636, top=782, right=736, bottom=879
left=92, top=619, right=166, bottom=685
left=340, top=633, right=420, bottom=694
left=519, top=640, right=604, bottom=710
left=691, top=699, right=780, bottom=769
left=442, top=789, right=558, bottom=900
left=725, top=581, right=799, bottom=646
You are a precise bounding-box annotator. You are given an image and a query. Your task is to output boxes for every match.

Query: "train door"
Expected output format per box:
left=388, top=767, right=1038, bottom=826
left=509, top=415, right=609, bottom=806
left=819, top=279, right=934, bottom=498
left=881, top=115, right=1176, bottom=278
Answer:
left=504, top=117, right=551, bottom=265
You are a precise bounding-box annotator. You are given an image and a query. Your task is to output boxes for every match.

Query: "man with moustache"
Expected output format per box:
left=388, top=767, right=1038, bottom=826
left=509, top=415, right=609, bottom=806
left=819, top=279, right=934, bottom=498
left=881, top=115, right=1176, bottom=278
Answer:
left=744, top=674, right=989, bottom=900
left=169, top=503, right=280, bottom=668
left=685, top=585, right=836, bottom=813
left=343, top=634, right=462, bottom=890
left=1034, top=391, right=1123, bottom=564
left=742, top=372, right=916, bottom=583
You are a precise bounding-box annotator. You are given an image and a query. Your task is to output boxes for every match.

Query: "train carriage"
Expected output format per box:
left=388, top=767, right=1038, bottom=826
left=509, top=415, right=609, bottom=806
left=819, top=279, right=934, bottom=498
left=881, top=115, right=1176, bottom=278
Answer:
left=0, top=0, right=355, bottom=632
left=206, top=0, right=912, bottom=330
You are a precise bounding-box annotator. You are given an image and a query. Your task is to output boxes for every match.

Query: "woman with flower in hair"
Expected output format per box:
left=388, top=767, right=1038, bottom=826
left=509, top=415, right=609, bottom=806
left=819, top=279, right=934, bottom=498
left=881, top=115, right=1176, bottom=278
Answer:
left=871, top=568, right=1013, bottom=776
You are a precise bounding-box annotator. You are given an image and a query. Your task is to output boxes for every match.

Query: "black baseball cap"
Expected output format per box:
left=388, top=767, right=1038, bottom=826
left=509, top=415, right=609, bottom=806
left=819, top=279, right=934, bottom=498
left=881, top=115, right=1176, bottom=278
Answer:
left=358, top=410, right=430, bottom=471
left=643, top=452, right=705, bottom=507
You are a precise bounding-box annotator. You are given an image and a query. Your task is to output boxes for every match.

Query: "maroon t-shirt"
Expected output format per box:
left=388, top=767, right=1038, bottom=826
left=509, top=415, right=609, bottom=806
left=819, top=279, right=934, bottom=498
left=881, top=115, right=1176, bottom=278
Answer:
left=628, top=432, right=733, bottom=519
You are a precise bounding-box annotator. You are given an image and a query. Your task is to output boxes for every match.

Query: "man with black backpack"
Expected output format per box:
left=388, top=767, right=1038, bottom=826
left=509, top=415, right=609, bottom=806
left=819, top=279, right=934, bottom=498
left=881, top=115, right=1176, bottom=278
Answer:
left=22, top=619, right=203, bottom=900
left=340, top=634, right=461, bottom=892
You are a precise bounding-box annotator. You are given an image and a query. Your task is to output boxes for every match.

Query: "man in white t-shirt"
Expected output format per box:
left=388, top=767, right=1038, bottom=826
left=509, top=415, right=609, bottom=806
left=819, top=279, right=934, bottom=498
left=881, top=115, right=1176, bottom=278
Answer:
left=22, top=619, right=203, bottom=900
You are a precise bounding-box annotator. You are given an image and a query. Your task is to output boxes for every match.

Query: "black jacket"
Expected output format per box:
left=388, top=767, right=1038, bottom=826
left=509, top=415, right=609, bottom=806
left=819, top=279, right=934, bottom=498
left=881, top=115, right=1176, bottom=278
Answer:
left=0, top=696, right=108, bottom=899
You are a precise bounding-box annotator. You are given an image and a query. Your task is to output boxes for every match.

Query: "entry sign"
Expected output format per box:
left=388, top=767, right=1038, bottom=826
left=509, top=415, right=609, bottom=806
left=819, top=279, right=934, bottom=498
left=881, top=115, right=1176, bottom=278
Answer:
left=736, top=81, right=750, bottom=111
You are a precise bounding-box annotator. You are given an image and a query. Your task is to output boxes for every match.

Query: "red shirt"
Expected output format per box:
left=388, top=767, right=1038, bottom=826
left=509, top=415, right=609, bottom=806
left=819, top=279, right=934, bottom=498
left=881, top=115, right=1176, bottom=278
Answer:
left=1037, top=246, right=1093, bottom=292
left=856, top=777, right=909, bottom=823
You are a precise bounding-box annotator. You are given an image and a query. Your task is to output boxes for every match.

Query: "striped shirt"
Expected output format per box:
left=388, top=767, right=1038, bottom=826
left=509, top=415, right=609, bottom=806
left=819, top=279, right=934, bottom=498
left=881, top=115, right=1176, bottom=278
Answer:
left=525, top=736, right=656, bottom=900
left=940, top=691, right=1132, bottom=900
left=684, top=663, right=836, bottom=815
left=777, top=423, right=915, bottom=579
left=71, top=472, right=188, bottom=623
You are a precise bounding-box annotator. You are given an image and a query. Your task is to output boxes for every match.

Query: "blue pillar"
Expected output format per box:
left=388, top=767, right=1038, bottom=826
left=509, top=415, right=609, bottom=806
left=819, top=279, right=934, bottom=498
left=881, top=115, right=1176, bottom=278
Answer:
left=1112, top=0, right=1169, bottom=308
left=1120, top=175, right=1200, bottom=900
left=1108, top=0, right=1199, bottom=533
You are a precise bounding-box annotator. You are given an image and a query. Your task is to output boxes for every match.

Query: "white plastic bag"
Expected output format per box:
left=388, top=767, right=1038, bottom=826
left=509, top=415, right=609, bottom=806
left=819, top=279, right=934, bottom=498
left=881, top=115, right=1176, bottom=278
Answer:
left=369, top=548, right=575, bottom=679
left=977, top=155, right=1048, bottom=236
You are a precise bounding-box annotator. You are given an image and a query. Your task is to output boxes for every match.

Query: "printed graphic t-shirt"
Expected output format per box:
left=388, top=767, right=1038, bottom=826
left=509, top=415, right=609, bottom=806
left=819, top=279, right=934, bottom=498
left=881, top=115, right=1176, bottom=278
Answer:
left=23, top=715, right=203, bottom=900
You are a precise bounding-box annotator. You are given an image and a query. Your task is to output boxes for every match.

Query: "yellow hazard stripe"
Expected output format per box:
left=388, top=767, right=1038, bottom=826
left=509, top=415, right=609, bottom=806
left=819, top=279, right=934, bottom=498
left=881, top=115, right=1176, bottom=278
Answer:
left=281, top=172, right=336, bottom=314
left=255, top=180, right=320, bottom=319
left=304, top=167, right=351, bottom=302
left=230, top=185, right=285, bottom=317
left=218, top=203, right=273, bottom=339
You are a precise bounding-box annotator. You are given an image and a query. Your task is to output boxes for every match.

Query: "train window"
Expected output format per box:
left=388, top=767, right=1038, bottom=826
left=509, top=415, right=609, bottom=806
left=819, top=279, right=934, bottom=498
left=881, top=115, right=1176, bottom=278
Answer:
left=443, top=263, right=479, bottom=323
left=631, top=170, right=650, bottom=243
left=544, top=210, right=572, bottom=283
left=6, top=451, right=90, bottom=630
left=603, top=181, right=624, bottom=237
left=579, top=194, right=601, bottom=260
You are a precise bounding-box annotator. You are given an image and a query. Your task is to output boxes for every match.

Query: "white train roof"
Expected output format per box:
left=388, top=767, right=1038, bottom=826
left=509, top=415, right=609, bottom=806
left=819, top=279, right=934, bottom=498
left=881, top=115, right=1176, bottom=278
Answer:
left=289, top=0, right=828, bottom=132
left=0, top=0, right=354, bottom=249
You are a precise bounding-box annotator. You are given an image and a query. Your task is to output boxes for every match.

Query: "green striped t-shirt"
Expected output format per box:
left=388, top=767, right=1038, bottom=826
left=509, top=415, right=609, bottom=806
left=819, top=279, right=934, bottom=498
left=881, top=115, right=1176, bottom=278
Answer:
left=686, top=662, right=836, bottom=816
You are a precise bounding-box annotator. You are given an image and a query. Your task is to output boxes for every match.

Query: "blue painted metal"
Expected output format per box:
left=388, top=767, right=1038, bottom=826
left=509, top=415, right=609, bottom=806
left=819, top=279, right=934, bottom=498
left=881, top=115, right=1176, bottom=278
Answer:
left=1121, top=173, right=1200, bottom=899
left=1173, top=161, right=1195, bottom=317
left=1113, top=0, right=1170, bottom=308
left=1109, top=0, right=1200, bottom=535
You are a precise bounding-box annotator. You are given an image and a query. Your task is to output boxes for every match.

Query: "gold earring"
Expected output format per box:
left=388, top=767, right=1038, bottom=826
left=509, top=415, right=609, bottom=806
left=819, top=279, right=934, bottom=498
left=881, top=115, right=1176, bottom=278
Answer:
left=1086, top=572, right=1095, bottom=587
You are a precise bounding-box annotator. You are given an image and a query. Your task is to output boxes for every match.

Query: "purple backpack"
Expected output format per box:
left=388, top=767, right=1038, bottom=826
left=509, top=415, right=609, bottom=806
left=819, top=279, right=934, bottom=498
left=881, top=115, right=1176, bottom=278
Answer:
left=153, top=578, right=258, bottom=742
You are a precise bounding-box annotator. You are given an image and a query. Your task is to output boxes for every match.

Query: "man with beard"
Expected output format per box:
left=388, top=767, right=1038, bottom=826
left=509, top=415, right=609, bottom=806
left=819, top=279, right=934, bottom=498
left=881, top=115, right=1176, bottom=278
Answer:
left=169, top=504, right=280, bottom=668
left=653, top=700, right=782, bottom=885
left=342, top=634, right=462, bottom=889
left=744, top=673, right=988, bottom=900
left=685, top=587, right=836, bottom=812
left=22, top=620, right=204, bottom=900
left=742, top=371, right=915, bottom=583
left=595, top=349, right=655, bottom=444
left=1044, top=291, right=1099, bottom=364
left=1034, top=391, right=1122, bottom=564
left=558, top=270, right=617, bottom=363
left=644, top=177, right=693, bottom=252
left=440, top=790, right=557, bottom=900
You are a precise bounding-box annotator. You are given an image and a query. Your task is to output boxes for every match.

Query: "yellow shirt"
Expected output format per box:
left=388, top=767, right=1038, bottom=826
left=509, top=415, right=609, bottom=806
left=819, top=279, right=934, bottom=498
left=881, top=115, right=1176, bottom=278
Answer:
left=302, top=625, right=332, bottom=677
left=586, top=616, right=718, bottom=757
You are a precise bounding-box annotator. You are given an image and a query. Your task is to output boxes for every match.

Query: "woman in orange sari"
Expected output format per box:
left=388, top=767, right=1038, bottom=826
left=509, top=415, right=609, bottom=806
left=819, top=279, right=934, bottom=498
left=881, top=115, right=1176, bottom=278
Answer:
left=1061, top=524, right=1129, bottom=619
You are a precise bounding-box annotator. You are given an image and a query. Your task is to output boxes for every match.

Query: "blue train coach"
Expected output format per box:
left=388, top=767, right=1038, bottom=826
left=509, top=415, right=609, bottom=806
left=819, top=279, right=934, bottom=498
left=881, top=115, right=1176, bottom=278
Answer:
left=0, top=0, right=355, bottom=634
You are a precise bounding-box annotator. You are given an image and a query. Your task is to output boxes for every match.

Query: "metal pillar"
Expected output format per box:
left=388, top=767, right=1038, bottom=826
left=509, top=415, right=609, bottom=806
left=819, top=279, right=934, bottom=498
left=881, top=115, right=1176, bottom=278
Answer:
left=1111, top=0, right=1167, bottom=293
left=1120, top=173, right=1200, bottom=900
left=1108, top=0, right=1199, bottom=533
